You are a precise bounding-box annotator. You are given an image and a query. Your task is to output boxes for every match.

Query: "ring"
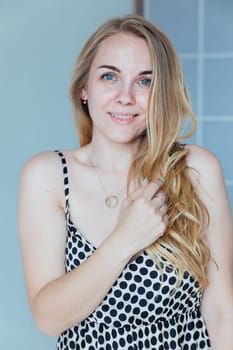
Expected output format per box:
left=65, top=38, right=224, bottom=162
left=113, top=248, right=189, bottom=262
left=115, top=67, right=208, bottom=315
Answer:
left=154, top=193, right=166, bottom=206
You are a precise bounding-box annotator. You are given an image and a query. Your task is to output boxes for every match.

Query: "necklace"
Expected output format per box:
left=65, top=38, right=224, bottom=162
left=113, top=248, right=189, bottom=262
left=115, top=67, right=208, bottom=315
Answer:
left=86, top=149, right=126, bottom=208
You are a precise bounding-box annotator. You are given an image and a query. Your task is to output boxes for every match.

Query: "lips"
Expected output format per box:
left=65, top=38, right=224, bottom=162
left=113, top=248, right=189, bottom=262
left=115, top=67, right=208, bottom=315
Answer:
left=109, top=112, right=138, bottom=120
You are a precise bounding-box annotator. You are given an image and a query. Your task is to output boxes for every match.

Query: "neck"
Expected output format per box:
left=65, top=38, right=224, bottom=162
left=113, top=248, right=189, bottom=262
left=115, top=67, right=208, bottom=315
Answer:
left=84, top=136, right=139, bottom=208
left=86, top=137, right=139, bottom=175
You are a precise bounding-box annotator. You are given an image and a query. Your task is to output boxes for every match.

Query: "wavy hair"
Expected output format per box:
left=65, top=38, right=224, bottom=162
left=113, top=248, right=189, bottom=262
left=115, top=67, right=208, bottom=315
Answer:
left=70, top=14, right=210, bottom=290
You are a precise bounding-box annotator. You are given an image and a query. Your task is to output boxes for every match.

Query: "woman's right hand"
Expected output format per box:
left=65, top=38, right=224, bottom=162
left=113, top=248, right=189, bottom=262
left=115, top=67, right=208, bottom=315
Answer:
left=114, top=179, right=168, bottom=258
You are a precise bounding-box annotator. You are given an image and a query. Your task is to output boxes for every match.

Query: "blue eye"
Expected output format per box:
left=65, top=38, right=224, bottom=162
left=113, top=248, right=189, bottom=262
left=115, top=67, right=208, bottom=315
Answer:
left=140, top=78, right=151, bottom=86
left=102, top=73, right=115, bottom=81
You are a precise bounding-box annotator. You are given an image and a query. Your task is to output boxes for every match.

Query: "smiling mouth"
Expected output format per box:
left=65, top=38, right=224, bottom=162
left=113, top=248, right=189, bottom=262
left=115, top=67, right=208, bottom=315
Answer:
left=109, top=113, right=138, bottom=120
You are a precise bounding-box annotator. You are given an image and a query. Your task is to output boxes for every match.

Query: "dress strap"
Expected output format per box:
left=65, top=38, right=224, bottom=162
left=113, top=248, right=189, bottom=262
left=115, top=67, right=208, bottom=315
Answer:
left=54, top=150, right=70, bottom=215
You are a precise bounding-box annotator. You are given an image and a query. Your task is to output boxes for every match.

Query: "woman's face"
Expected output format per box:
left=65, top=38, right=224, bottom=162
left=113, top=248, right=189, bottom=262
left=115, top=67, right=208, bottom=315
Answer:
left=81, top=32, right=152, bottom=145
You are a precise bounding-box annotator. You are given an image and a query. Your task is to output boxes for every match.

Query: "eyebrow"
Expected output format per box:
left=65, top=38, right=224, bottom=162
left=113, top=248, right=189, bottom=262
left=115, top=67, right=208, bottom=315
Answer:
left=98, top=65, right=152, bottom=76
left=98, top=65, right=120, bottom=73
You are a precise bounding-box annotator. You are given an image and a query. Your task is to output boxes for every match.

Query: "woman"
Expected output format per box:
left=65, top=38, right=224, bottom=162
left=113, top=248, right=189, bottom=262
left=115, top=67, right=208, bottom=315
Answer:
left=18, top=15, right=233, bottom=349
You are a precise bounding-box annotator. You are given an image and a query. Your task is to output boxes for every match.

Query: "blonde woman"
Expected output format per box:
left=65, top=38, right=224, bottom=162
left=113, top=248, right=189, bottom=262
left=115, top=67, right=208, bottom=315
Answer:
left=18, top=15, right=233, bottom=349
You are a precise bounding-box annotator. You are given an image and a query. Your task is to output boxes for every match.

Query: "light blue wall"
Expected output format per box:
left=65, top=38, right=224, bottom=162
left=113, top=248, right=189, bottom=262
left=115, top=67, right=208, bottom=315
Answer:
left=1, top=1, right=232, bottom=349
left=0, top=1, right=133, bottom=349
left=145, top=0, right=233, bottom=210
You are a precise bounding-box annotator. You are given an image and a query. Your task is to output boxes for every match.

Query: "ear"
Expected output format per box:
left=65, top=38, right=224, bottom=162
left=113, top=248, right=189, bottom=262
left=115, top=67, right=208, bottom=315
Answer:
left=80, top=87, right=88, bottom=101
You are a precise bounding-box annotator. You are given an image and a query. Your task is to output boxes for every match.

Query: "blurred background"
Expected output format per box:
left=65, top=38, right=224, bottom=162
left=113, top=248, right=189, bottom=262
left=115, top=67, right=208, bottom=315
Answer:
left=0, top=0, right=232, bottom=349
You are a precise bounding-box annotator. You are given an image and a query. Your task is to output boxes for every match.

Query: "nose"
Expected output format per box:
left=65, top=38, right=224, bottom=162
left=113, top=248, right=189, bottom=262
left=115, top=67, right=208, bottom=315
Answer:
left=116, top=82, right=136, bottom=105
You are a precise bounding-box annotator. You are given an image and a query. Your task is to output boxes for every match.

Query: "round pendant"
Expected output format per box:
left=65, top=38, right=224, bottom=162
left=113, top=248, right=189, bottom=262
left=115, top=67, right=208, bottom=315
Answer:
left=105, top=195, right=118, bottom=208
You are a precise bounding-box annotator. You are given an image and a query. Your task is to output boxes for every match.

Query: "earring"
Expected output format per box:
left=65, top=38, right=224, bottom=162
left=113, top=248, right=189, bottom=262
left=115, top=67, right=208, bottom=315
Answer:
left=82, top=99, right=87, bottom=105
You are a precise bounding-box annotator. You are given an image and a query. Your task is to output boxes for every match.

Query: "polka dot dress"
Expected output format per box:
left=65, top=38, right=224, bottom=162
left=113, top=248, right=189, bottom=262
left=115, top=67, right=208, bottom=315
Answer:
left=55, top=151, right=211, bottom=350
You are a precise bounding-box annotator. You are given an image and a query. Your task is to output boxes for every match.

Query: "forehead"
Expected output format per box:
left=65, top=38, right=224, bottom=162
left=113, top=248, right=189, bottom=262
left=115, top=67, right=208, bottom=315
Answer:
left=91, top=32, right=152, bottom=69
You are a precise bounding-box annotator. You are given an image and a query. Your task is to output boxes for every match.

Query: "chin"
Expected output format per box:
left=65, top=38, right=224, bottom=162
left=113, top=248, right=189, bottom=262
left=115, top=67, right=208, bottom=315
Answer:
left=107, top=133, right=143, bottom=145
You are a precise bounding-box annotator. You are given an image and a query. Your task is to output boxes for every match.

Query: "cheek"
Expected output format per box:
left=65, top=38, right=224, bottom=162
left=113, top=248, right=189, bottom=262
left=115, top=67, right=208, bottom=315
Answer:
left=135, top=115, right=147, bottom=134
left=141, top=118, right=147, bottom=131
left=135, top=90, right=150, bottom=108
left=142, top=94, right=150, bottom=108
left=89, top=86, right=116, bottom=105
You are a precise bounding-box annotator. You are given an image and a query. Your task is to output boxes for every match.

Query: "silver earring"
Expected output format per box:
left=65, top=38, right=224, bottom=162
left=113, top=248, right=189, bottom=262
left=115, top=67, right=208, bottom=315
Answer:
left=82, top=99, right=87, bottom=105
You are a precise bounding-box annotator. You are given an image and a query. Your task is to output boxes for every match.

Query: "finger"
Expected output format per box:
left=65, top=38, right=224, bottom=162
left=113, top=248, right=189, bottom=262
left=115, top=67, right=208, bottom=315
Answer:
left=129, top=178, right=165, bottom=202
left=152, top=191, right=166, bottom=208
left=163, top=214, right=169, bottom=226
left=160, top=203, right=168, bottom=215
left=159, top=214, right=169, bottom=237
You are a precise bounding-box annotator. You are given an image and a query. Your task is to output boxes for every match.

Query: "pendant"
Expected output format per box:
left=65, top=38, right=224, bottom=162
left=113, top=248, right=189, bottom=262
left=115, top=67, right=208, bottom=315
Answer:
left=105, top=195, right=118, bottom=208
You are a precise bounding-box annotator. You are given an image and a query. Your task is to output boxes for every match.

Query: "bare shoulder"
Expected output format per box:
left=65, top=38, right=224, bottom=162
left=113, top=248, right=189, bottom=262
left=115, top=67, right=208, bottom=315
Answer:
left=20, top=151, right=61, bottom=184
left=19, top=150, right=67, bottom=206
left=21, top=150, right=61, bottom=174
left=184, top=144, right=225, bottom=191
left=185, top=144, right=221, bottom=174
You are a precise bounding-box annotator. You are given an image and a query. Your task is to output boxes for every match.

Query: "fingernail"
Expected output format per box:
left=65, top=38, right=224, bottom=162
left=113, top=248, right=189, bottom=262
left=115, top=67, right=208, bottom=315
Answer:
left=159, top=177, right=166, bottom=183
left=141, top=178, right=148, bottom=185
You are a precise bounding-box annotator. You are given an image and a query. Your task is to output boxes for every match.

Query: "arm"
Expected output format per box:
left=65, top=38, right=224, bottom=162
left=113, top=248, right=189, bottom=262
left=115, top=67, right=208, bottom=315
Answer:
left=186, top=145, right=233, bottom=349
left=18, top=152, right=167, bottom=337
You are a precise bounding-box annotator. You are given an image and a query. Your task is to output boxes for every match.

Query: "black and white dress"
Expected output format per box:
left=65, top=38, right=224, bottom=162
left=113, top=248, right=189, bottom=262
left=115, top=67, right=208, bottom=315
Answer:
left=55, top=151, right=211, bottom=350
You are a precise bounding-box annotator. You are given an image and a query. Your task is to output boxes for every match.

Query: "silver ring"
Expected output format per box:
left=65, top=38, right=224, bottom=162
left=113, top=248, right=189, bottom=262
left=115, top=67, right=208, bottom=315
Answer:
left=154, top=193, right=166, bottom=206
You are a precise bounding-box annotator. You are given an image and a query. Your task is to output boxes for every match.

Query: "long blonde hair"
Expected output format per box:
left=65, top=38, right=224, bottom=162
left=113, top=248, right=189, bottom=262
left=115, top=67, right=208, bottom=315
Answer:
left=70, top=15, right=210, bottom=290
